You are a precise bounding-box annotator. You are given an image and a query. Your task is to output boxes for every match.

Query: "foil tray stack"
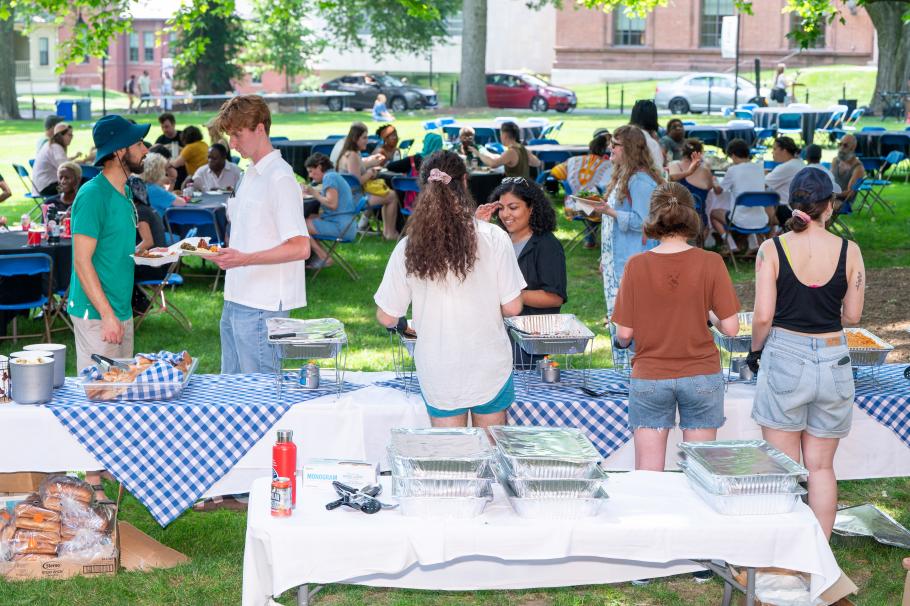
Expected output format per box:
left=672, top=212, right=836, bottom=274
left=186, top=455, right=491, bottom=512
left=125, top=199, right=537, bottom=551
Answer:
left=388, top=428, right=494, bottom=518
left=489, top=426, right=608, bottom=518
left=678, top=440, right=808, bottom=516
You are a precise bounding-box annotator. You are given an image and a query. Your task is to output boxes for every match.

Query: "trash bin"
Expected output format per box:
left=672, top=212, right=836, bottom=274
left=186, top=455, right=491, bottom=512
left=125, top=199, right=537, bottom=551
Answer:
left=54, top=99, right=74, bottom=121
left=74, top=99, right=92, bottom=121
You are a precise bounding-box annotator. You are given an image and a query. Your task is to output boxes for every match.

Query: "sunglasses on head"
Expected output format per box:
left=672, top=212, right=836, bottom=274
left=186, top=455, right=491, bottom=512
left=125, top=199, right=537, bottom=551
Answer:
left=502, top=177, right=528, bottom=185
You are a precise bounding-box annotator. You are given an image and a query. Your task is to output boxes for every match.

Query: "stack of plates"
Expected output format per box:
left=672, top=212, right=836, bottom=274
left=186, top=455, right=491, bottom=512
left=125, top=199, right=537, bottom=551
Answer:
left=387, top=428, right=494, bottom=518
left=489, top=426, right=608, bottom=518
left=678, top=440, right=808, bottom=515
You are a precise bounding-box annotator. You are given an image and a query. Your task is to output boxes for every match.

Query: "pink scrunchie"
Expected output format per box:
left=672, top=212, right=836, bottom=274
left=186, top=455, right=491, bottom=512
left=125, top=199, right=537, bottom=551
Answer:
left=427, top=168, right=452, bottom=184
left=792, top=209, right=812, bottom=223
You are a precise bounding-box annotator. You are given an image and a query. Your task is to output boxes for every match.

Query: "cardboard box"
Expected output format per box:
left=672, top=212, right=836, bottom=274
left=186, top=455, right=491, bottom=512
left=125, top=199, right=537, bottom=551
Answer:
left=118, top=522, right=188, bottom=572
left=301, top=458, right=378, bottom=488
left=730, top=566, right=857, bottom=606
left=0, top=472, right=63, bottom=493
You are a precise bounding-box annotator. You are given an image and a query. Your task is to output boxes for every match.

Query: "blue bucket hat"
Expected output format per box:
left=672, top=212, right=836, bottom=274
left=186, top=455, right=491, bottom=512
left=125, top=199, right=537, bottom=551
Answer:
left=92, top=115, right=150, bottom=166
left=789, top=167, right=834, bottom=207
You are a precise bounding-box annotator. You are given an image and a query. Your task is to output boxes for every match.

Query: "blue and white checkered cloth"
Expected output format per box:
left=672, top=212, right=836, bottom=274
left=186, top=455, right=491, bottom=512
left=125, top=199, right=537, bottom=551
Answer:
left=44, top=373, right=364, bottom=526
left=853, top=364, right=910, bottom=449
left=79, top=351, right=191, bottom=401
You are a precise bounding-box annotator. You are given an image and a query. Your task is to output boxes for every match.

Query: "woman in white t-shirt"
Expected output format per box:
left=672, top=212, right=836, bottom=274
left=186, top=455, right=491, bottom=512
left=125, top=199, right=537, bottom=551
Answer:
left=764, top=136, right=805, bottom=228
left=374, top=151, right=526, bottom=429
left=720, top=138, right=769, bottom=240
left=33, top=122, right=83, bottom=196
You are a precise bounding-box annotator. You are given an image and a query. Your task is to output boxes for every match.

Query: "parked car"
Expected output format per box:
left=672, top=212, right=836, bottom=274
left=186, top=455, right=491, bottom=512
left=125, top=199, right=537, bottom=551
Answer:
left=654, top=73, right=770, bottom=114
left=485, top=72, right=577, bottom=113
left=321, top=73, right=438, bottom=111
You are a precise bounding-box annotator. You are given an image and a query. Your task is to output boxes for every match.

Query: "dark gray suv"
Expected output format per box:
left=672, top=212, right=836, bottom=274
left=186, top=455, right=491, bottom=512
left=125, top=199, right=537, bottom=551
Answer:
left=321, top=73, right=438, bottom=111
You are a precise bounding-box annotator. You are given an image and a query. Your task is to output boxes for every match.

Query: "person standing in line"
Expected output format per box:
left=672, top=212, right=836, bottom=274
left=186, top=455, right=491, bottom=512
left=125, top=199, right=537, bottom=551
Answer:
left=68, top=115, right=149, bottom=372
left=124, top=74, right=137, bottom=113
left=137, top=70, right=152, bottom=113
left=211, top=95, right=311, bottom=374
left=161, top=71, right=173, bottom=111
left=748, top=167, right=865, bottom=539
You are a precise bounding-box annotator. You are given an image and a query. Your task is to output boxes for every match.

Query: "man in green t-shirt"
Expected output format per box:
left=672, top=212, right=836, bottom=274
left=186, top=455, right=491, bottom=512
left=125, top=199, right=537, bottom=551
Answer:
left=68, top=115, right=149, bottom=372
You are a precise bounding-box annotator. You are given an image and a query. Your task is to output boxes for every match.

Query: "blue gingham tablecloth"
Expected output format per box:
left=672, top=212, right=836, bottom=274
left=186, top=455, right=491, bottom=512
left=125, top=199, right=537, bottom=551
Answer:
left=43, top=373, right=364, bottom=526
left=377, top=369, right=633, bottom=459
left=853, top=364, right=910, bottom=449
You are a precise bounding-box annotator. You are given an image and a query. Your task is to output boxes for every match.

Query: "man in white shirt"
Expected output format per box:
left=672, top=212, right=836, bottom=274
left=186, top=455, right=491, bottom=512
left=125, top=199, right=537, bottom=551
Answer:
left=187, top=143, right=242, bottom=191
left=212, top=96, right=311, bottom=373
left=137, top=70, right=152, bottom=112
left=764, top=136, right=805, bottom=227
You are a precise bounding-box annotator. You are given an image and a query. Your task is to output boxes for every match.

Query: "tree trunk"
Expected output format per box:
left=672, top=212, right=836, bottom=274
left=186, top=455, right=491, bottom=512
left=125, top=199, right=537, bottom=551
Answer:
left=0, top=12, right=22, bottom=120
left=458, top=0, right=487, bottom=108
left=865, top=2, right=910, bottom=115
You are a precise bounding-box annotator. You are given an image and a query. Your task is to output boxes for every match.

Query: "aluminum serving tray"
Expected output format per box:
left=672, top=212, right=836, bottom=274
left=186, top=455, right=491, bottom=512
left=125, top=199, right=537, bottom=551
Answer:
left=79, top=357, right=198, bottom=402
left=496, top=467, right=609, bottom=519
left=494, top=455, right=607, bottom=498
left=267, top=318, right=347, bottom=359
left=396, top=484, right=493, bottom=519
left=685, top=468, right=805, bottom=516
left=844, top=328, right=894, bottom=366
left=505, top=314, right=595, bottom=355
left=388, top=428, right=492, bottom=479
left=490, top=426, right=601, bottom=479
left=677, top=440, right=807, bottom=495
left=392, top=473, right=493, bottom=498
left=711, top=312, right=753, bottom=354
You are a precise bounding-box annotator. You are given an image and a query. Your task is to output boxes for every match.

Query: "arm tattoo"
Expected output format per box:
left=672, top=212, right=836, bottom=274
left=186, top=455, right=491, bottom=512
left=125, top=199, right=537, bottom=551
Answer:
left=755, top=249, right=764, bottom=272
left=855, top=271, right=864, bottom=290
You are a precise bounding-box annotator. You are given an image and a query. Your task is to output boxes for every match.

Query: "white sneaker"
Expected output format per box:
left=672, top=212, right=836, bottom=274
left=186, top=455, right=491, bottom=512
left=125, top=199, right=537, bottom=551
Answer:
left=747, top=234, right=759, bottom=251
left=358, top=215, right=370, bottom=230
left=725, top=233, right=739, bottom=252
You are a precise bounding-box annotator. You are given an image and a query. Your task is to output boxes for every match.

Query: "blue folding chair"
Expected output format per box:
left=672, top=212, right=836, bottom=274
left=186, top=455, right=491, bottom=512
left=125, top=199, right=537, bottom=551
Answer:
left=0, top=253, right=53, bottom=343
left=834, top=108, right=865, bottom=137
left=337, top=173, right=375, bottom=241
left=739, top=104, right=758, bottom=112
left=310, top=197, right=369, bottom=281
left=79, top=164, right=100, bottom=181
left=776, top=113, right=803, bottom=138
left=311, top=143, right=336, bottom=159
left=442, top=126, right=460, bottom=142
left=860, top=126, right=885, bottom=133
left=269, top=136, right=290, bottom=143
left=686, top=128, right=721, bottom=149
left=830, top=198, right=854, bottom=240
left=681, top=120, right=697, bottom=127
left=163, top=207, right=226, bottom=291
left=814, top=111, right=845, bottom=144
left=485, top=142, right=505, bottom=154
left=473, top=128, right=498, bottom=146
left=528, top=138, right=559, bottom=146
left=750, top=128, right=777, bottom=155
left=733, top=109, right=754, bottom=120
left=763, top=160, right=780, bottom=171
left=391, top=175, right=420, bottom=238
left=134, top=267, right=191, bottom=332
left=535, top=150, right=571, bottom=170
left=11, top=164, right=47, bottom=215
left=726, top=192, right=779, bottom=271
left=539, top=121, right=564, bottom=139
left=398, top=139, right=414, bottom=153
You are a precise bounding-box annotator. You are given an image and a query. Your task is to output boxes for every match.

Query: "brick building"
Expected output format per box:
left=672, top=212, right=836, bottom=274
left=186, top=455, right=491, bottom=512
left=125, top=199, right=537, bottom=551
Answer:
left=551, top=0, right=875, bottom=83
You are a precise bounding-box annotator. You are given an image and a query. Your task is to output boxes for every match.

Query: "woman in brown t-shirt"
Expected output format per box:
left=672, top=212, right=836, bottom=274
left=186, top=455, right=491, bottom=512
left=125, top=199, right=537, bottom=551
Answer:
left=612, top=182, right=741, bottom=471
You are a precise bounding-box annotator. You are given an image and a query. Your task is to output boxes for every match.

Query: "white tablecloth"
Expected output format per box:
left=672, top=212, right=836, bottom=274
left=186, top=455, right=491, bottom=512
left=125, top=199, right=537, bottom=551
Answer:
left=242, top=472, right=842, bottom=606
left=2, top=374, right=907, bottom=495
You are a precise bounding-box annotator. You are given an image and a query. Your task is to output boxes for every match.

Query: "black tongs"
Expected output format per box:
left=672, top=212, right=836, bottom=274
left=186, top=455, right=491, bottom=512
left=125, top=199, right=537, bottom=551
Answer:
left=325, top=481, right=396, bottom=514
left=91, top=353, right=131, bottom=372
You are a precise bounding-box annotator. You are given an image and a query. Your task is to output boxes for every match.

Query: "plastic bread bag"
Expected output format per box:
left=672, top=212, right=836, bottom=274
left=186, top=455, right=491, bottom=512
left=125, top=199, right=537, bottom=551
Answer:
left=7, top=534, right=58, bottom=556
left=13, top=494, right=61, bottom=531
left=57, top=529, right=114, bottom=560
left=12, top=527, right=61, bottom=544
left=39, top=475, right=94, bottom=512
left=0, top=514, right=12, bottom=561
left=61, top=502, right=115, bottom=535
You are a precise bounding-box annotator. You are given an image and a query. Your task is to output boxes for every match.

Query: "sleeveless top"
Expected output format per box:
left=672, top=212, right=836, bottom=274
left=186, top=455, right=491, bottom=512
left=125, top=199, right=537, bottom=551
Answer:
left=772, top=236, right=849, bottom=333
left=505, top=143, right=530, bottom=179
left=679, top=177, right=709, bottom=210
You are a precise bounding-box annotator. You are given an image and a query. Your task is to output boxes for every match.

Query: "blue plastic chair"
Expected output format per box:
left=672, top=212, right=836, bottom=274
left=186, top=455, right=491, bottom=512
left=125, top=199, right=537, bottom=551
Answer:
left=764, top=160, right=781, bottom=171
left=535, top=150, right=571, bottom=170
left=391, top=175, right=420, bottom=218
left=528, top=138, right=559, bottom=146
left=473, top=128, right=498, bottom=146
left=726, top=192, right=779, bottom=270
left=442, top=126, right=460, bottom=142
left=686, top=128, right=721, bottom=148
left=739, top=104, right=759, bottom=112
left=733, top=109, right=754, bottom=120
left=163, top=207, right=225, bottom=291
left=681, top=120, right=697, bottom=127
left=311, top=143, right=336, bottom=159
left=134, top=270, right=191, bottom=332
left=438, top=117, right=456, bottom=127
left=422, top=120, right=439, bottom=131
left=310, top=196, right=369, bottom=281
left=860, top=126, right=885, bottom=132
left=79, top=164, right=100, bottom=181
left=269, top=136, right=290, bottom=143
left=485, top=142, right=505, bottom=154
left=776, top=113, right=803, bottom=138
left=11, top=164, right=47, bottom=214
left=398, top=139, right=414, bottom=152
left=0, top=253, right=53, bottom=342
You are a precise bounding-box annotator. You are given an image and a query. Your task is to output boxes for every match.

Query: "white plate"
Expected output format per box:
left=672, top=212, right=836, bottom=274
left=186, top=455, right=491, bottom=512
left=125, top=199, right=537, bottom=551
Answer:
left=168, top=236, right=220, bottom=257
left=568, top=195, right=603, bottom=216
left=131, top=252, right=180, bottom=267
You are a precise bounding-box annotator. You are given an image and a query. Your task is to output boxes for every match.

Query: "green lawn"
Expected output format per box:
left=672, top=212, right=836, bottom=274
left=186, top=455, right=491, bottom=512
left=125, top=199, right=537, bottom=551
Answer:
left=0, top=110, right=908, bottom=605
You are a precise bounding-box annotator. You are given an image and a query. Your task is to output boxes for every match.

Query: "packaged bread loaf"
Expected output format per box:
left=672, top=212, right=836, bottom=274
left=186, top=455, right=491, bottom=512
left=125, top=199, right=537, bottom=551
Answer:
left=8, top=535, right=58, bottom=556
left=13, top=527, right=61, bottom=545
left=39, top=475, right=94, bottom=511
left=14, top=494, right=61, bottom=532
left=62, top=503, right=115, bottom=536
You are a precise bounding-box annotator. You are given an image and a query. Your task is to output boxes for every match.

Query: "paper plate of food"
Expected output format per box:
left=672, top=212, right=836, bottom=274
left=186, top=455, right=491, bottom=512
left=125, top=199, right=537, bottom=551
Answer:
left=172, top=237, right=222, bottom=257
left=131, top=248, right=180, bottom=267
left=568, top=190, right=605, bottom=216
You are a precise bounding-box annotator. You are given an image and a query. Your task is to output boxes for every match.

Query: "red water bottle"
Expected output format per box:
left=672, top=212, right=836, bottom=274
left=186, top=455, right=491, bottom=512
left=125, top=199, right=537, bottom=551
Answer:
left=272, top=429, right=297, bottom=506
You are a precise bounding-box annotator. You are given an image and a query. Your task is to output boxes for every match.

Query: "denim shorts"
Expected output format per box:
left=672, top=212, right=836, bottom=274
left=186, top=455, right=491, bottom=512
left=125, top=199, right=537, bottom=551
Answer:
left=752, top=328, right=854, bottom=438
left=424, top=375, right=514, bottom=419
left=628, top=372, right=726, bottom=430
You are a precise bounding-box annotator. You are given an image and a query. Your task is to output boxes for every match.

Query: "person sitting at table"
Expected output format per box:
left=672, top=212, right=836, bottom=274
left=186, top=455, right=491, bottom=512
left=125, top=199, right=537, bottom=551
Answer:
left=133, top=188, right=170, bottom=285
left=550, top=131, right=612, bottom=249
left=667, top=138, right=722, bottom=240
left=337, top=122, right=399, bottom=240
left=629, top=99, right=665, bottom=170
left=302, top=153, right=357, bottom=270
left=804, top=144, right=841, bottom=195
left=374, top=150, right=525, bottom=430
left=719, top=138, right=768, bottom=251
left=373, top=124, right=401, bottom=164
left=147, top=144, right=180, bottom=190
left=612, top=182, right=740, bottom=471
left=169, top=125, right=209, bottom=183
left=33, top=122, right=84, bottom=196
left=372, top=94, right=395, bottom=122
left=457, top=126, right=477, bottom=164
left=659, top=118, right=685, bottom=162
left=141, top=152, right=186, bottom=217
left=45, top=162, right=82, bottom=214
left=36, top=115, right=64, bottom=154
left=830, top=134, right=865, bottom=205
left=472, top=121, right=541, bottom=179
left=0, top=172, right=11, bottom=204
left=186, top=143, right=242, bottom=192
left=748, top=167, right=865, bottom=539
left=764, top=136, right=805, bottom=229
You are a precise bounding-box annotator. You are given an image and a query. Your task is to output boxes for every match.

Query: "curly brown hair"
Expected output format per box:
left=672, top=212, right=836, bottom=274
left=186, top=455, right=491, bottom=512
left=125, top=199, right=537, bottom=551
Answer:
left=404, top=151, right=476, bottom=282
left=605, top=125, right=663, bottom=203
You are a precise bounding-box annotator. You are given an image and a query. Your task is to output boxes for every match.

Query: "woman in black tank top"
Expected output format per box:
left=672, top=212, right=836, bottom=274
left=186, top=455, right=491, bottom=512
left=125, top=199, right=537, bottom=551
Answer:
left=748, top=167, right=865, bottom=539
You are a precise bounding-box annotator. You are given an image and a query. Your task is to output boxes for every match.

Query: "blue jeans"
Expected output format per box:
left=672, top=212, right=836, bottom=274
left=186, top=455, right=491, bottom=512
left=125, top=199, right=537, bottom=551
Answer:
left=628, top=372, right=726, bottom=430
left=220, top=300, right=289, bottom=374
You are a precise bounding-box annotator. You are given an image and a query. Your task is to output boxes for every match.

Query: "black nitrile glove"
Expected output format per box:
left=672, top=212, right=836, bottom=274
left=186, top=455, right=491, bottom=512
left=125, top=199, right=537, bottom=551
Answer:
left=746, top=350, right=762, bottom=374
left=395, top=316, right=409, bottom=335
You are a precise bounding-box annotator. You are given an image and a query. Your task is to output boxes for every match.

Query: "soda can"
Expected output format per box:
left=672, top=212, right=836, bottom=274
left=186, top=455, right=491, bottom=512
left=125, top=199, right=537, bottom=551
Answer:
left=0, top=355, right=9, bottom=403
left=27, top=228, right=42, bottom=247
left=62, top=216, right=71, bottom=237
left=271, top=477, right=293, bottom=517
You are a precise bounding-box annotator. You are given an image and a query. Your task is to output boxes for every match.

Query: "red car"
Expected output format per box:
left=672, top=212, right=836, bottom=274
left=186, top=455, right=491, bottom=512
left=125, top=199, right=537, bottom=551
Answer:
left=485, top=72, right=577, bottom=113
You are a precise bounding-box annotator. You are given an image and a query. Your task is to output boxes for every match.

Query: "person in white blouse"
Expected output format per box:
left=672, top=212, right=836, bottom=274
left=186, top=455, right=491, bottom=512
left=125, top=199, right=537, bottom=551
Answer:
left=186, top=143, right=242, bottom=192
left=764, top=136, right=805, bottom=230
left=33, top=122, right=83, bottom=196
